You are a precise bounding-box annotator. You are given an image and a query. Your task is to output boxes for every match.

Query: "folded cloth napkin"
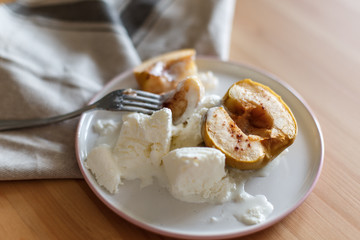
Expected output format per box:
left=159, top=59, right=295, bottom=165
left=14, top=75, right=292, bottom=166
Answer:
left=0, top=0, right=235, bottom=180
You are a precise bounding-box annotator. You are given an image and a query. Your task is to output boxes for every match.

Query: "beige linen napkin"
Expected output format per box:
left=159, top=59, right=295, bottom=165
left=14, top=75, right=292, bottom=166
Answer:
left=0, top=0, right=235, bottom=180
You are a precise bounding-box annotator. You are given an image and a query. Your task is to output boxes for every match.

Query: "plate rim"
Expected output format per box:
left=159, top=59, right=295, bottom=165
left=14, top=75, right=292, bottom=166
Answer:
left=75, top=57, right=324, bottom=239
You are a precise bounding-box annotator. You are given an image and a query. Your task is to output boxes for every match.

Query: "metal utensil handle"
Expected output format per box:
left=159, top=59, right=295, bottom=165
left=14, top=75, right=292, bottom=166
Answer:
left=0, top=105, right=95, bottom=131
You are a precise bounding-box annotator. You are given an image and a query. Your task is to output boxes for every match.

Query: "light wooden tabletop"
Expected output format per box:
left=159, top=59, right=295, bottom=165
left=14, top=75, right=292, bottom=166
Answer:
left=1, top=0, right=360, bottom=239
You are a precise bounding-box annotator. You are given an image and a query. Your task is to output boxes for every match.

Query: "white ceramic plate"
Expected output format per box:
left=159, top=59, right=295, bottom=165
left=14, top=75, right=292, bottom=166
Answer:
left=75, top=58, right=324, bottom=239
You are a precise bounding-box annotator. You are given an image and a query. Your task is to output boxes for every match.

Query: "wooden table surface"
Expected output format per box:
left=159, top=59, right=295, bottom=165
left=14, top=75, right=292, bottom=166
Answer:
left=1, top=0, right=360, bottom=239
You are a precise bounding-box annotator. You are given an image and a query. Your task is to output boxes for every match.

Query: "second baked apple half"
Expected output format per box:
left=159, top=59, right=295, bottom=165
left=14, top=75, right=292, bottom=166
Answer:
left=202, top=79, right=297, bottom=170
left=133, top=49, right=197, bottom=94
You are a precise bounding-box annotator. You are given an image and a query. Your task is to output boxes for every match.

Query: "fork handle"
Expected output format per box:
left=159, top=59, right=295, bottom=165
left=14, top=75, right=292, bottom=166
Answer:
left=0, top=105, right=95, bottom=131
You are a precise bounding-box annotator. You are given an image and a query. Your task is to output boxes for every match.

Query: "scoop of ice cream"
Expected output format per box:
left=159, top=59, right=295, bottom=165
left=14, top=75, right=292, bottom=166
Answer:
left=197, top=71, right=219, bottom=91
left=162, top=147, right=233, bottom=203
left=113, top=108, right=172, bottom=187
left=86, top=144, right=121, bottom=193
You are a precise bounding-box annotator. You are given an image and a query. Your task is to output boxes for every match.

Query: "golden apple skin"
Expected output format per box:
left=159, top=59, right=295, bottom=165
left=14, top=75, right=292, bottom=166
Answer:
left=133, top=49, right=197, bottom=94
left=202, top=79, right=297, bottom=170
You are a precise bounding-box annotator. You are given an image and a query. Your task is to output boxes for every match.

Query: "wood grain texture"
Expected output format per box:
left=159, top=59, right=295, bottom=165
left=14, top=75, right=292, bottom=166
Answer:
left=1, top=0, right=360, bottom=239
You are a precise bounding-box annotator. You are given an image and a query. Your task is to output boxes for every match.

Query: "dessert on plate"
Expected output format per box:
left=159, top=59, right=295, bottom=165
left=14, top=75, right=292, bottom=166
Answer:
left=85, top=49, right=297, bottom=225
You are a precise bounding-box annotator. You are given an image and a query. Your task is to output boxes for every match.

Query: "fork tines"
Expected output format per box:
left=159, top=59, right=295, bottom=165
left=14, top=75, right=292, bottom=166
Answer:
left=130, top=89, right=162, bottom=99
left=121, top=89, right=162, bottom=114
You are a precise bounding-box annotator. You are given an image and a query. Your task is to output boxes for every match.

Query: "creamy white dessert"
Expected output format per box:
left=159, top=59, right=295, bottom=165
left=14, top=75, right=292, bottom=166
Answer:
left=86, top=144, right=120, bottom=193
left=162, top=147, right=233, bottom=203
left=198, top=71, right=219, bottom=90
left=86, top=108, right=172, bottom=193
left=93, top=119, right=120, bottom=136
left=113, top=108, right=172, bottom=187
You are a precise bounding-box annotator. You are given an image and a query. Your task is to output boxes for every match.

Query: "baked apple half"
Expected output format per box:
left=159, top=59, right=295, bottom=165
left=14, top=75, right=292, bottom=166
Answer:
left=133, top=49, right=197, bottom=94
left=163, top=76, right=204, bottom=125
left=202, top=79, right=297, bottom=170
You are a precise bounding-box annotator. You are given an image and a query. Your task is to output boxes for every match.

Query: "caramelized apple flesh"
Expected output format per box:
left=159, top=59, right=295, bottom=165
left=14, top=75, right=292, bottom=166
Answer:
left=202, top=79, right=297, bottom=170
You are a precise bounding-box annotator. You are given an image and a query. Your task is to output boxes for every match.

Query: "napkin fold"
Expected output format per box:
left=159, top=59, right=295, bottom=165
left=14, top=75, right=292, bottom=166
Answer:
left=0, top=0, right=235, bottom=180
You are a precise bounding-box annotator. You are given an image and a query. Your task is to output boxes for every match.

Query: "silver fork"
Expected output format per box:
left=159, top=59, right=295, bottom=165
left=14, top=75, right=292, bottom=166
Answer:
left=0, top=88, right=170, bottom=131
